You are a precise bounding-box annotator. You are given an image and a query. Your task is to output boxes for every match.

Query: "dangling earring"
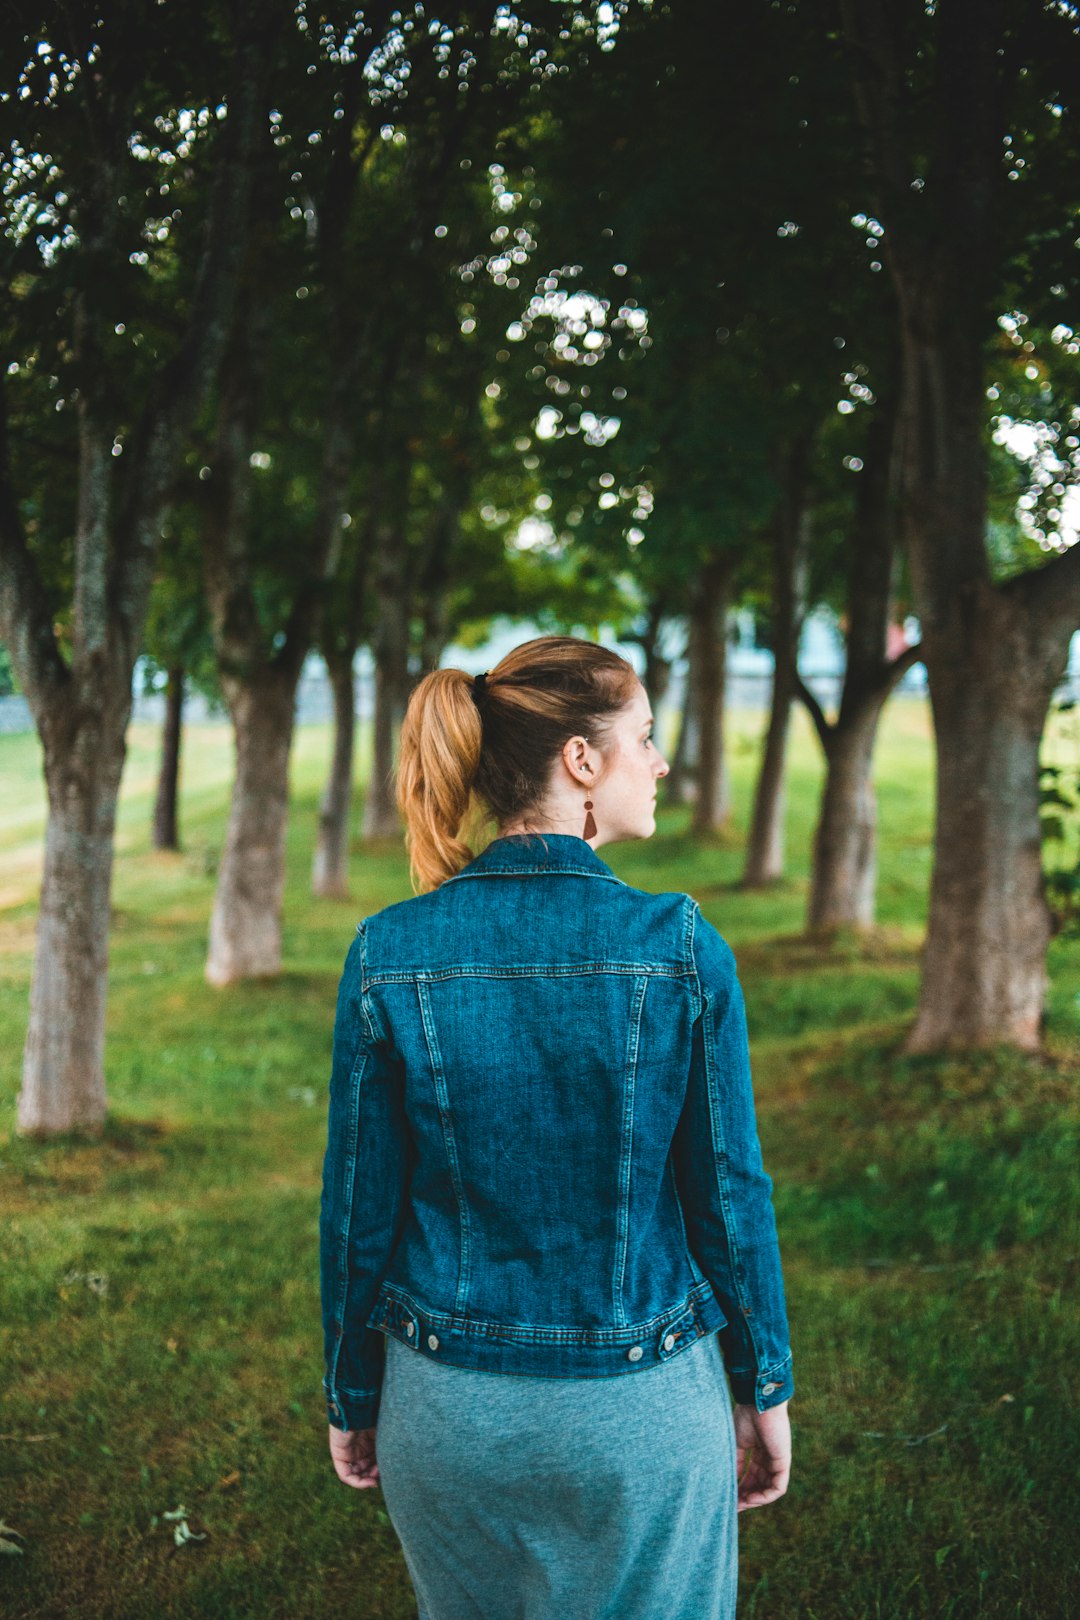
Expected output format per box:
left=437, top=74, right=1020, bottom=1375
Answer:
left=583, top=793, right=597, bottom=840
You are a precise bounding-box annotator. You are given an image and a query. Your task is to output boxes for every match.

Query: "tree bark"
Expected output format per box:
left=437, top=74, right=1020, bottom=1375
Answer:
left=205, top=671, right=296, bottom=985
left=743, top=456, right=812, bottom=886
left=807, top=709, right=880, bottom=931
left=907, top=581, right=1069, bottom=1051
left=152, top=666, right=184, bottom=851
left=637, top=598, right=673, bottom=716
left=689, top=554, right=733, bottom=836
left=663, top=634, right=699, bottom=806
left=17, top=695, right=128, bottom=1136
left=312, top=646, right=357, bottom=899
left=361, top=524, right=411, bottom=840
left=361, top=637, right=410, bottom=839
left=742, top=655, right=796, bottom=885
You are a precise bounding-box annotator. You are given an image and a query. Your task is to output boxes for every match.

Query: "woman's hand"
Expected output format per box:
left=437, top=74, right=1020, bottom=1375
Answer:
left=733, top=1400, right=791, bottom=1512
left=328, top=1424, right=381, bottom=1489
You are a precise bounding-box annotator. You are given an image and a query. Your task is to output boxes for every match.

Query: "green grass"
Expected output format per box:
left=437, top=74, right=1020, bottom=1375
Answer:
left=1, top=700, right=1077, bottom=1619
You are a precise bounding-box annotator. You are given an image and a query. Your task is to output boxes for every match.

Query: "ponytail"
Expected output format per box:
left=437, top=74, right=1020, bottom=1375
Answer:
left=396, top=668, right=484, bottom=894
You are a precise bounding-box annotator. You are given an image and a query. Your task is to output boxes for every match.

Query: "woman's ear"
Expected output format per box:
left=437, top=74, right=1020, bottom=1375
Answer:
left=562, top=733, right=592, bottom=784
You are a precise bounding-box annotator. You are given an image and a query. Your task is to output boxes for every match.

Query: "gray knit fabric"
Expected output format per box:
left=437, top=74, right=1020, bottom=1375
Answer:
left=375, top=1325, right=738, bottom=1620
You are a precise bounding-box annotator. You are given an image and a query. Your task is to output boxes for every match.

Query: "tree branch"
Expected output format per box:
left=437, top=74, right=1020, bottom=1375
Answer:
left=1005, top=540, right=1080, bottom=636
left=110, top=0, right=279, bottom=646
left=839, top=0, right=912, bottom=251
left=794, top=671, right=833, bottom=752
left=879, top=639, right=924, bottom=697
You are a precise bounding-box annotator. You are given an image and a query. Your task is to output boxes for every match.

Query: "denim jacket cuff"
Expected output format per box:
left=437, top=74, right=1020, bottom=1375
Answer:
left=324, top=1378, right=380, bottom=1433
left=728, top=1351, right=793, bottom=1411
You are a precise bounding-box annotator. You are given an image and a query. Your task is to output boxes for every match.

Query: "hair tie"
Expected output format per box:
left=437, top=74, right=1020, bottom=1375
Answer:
left=471, top=670, right=490, bottom=702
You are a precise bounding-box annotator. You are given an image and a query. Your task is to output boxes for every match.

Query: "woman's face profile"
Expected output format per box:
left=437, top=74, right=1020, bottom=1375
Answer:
left=587, top=683, right=669, bottom=847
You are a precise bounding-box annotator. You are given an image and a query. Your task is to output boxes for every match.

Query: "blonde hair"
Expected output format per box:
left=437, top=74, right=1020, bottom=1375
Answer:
left=395, top=635, right=640, bottom=893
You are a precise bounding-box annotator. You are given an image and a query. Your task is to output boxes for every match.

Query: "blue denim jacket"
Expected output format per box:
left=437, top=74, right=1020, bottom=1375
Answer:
left=319, top=832, right=793, bottom=1431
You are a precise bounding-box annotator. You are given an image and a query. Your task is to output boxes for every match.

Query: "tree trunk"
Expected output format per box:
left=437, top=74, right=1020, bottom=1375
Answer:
left=638, top=599, right=673, bottom=716
left=17, top=704, right=127, bottom=1136
left=312, top=647, right=357, bottom=899
left=689, top=554, right=733, bottom=836
left=807, top=710, right=880, bottom=932
left=200, top=262, right=339, bottom=979
left=362, top=644, right=409, bottom=839
left=416, top=519, right=452, bottom=675
left=895, top=298, right=1075, bottom=1047
left=801, top=387, right=908, bottom=931
left=361, top=526, right=411, bottom=840
left=742, top=667, right=792, bottom=885
left=744, top=473, right=812, bottom=886
left=905, top=585, right=1068, bottom=1052
left=663, top=651, right=698, bottom=806
left=152, top=665, right=184, bottom=851
left=206, top=672, right=297, bottom=986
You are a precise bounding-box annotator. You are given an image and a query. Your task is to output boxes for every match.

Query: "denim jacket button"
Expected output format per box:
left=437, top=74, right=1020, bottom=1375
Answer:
left=627, top=1345, right=643, bottom=1361
left=405, top=1322, right=414, bottom=1337
left=761, top=1381, right=779, bottom=1395
left=428, top=1334, right=440, bottom=1351
left=663, top=1333, right=676, bottom=1351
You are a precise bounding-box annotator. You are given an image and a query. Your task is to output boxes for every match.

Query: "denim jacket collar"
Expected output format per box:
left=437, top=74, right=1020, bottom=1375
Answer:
left=444, top=832, right=623, bottom=884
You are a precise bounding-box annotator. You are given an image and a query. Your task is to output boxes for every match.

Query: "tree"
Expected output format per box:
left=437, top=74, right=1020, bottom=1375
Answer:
left=842, top=0, right=1080, bottom=1049
left=0, top=1, right=274, bottom=1134
left=795, top=387, right=923, bottom=930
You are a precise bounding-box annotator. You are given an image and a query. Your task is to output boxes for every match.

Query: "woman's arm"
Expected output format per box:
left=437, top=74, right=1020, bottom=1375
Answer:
left=319, top=924, right=410, bottom=1434
left=672, top=904, right=794, bottom=1412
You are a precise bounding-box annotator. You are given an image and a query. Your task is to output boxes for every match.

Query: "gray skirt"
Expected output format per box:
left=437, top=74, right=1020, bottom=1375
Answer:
left=374, top=1325, right=738, bottom=1620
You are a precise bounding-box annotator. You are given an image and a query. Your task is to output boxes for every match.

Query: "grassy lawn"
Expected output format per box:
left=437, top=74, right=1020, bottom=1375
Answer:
left=0, top=699, right=1077, bottom=1619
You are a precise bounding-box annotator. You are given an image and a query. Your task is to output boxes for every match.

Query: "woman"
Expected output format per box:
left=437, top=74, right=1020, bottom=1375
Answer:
left=319, top=635, right=793, bottom=1620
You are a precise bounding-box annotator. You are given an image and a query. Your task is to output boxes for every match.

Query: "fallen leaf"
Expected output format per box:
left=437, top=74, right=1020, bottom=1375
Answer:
left=174, top=1521, right=206, bottom=1547
left=0, top=1520, right=25, bottom=1556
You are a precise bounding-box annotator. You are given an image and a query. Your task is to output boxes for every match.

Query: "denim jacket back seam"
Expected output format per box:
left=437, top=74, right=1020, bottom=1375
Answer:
left=612, top=975, right=649, bottom=1327
left=416, top=978, right=473, bottom=1318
